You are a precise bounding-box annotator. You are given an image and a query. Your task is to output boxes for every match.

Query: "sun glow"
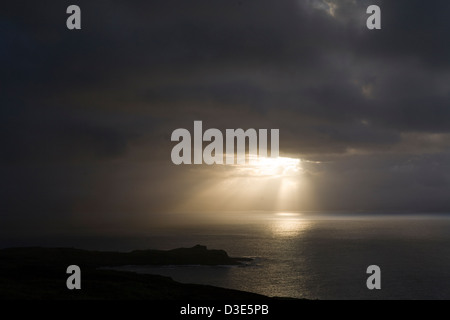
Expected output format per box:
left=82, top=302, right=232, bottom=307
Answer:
left=276, top=212, right=301, bottom=217
left=271, top=212, right=311, bottom=237
left=234, top=156, right=301, bottom=177
left=172, top=156, right=314, bottom=214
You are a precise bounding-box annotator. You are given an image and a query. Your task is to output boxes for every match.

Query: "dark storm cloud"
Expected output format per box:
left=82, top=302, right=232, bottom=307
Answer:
left=2, top=0, right=450, bottom=232
left=0, top=94, right=138, bottom=164
left=355, top=0, right=450, bottom=68
left=304, top=152, right=450, bottom=212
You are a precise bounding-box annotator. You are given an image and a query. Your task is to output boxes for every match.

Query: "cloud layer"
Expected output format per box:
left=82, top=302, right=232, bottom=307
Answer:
left=2, top=0, right=450, bottom=233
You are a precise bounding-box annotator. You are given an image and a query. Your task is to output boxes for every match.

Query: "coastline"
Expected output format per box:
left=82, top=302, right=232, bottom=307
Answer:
left=0, top=245, right=277, bottom=300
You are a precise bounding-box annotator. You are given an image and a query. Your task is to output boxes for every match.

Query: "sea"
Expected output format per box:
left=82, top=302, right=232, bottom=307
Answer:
left=4, top=213, right=450, bottom=300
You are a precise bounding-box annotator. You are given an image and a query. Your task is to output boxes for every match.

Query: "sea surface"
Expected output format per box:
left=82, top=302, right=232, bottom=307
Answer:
left=4, top=213, right=450, bottom=299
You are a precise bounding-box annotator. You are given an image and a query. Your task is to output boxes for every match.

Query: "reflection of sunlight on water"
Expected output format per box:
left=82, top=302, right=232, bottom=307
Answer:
left=271, top=213, right=311, bottom=237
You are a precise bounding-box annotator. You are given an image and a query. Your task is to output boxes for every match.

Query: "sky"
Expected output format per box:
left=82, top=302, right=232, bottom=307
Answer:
left=2, top=0, right=450, bottom=235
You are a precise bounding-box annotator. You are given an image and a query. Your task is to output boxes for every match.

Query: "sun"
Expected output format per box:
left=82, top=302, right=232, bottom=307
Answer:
left=234, top=156, right=301, bottom=177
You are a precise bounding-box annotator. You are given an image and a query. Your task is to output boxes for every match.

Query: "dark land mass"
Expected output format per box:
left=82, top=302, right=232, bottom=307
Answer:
left=0, top=245, right=271, bottom=300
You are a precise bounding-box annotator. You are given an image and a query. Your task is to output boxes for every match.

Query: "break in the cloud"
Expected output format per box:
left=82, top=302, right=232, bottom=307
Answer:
left=1, top=0, right=450, bottom=234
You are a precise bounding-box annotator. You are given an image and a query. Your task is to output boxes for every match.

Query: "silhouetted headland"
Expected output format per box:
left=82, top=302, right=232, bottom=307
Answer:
left=0, top=245, right=271, bottom=300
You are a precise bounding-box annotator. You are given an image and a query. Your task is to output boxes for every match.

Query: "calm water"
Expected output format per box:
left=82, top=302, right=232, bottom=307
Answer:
left=112, top=215, right=450, bottom=300
left=4, top=214, right=450, bottom=299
